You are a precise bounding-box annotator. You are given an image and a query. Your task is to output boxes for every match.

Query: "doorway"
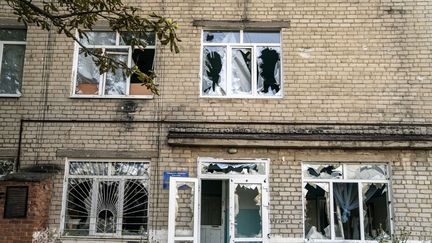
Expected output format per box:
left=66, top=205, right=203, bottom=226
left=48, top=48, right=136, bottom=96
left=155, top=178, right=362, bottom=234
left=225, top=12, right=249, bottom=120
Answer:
left=200, top=180, right=227, bottom=243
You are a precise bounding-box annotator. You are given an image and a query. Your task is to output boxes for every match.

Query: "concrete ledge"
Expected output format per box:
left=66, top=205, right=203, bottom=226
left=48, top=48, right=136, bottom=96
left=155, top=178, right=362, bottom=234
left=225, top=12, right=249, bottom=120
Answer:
left=192, top=19, right=290, bottom=29
left=168, top=137, right=432, bottom=149
left=56, top=149, right=158, bottom=159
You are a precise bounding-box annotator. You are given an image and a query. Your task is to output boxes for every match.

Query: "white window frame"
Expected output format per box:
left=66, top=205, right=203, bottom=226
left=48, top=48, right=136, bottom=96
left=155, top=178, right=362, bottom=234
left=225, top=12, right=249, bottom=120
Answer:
left=60, top=158, right=151, bottom=239
left=70, top=31, right=155, bottom=99
left=200, top=30, right=283, bottom=99
left=0, top=30, right=26, bottom=97
left=301, top=162, right=394, bottom=243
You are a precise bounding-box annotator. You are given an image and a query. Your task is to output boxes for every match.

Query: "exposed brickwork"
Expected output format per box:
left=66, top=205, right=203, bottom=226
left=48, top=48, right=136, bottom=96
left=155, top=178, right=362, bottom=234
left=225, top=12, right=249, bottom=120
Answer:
left=0, top=0, right=431, bottom=242
left=0, top=179, right=52, bottom=243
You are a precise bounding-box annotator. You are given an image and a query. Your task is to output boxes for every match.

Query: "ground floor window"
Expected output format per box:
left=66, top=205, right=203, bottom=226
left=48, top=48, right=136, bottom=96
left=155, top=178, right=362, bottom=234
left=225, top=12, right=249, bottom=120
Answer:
left=62, top=160, right=150, bottom=237
left=302, top=163, right=392, bottom=241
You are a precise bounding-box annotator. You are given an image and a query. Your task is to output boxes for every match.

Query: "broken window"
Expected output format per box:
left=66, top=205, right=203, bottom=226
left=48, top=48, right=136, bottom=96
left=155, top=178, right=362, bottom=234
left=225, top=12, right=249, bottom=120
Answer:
left=0, top=28, right=26, bottom=96
left=62, top=160, right=150, bottom=237
left=234, top=184, right=262, bottom=238
left=0, top=158, right=15, bottom=176
left=201, top=161, right=266, bottom=175
left=73, top=31, right=155, bottom=97
left=201, top=30, right=281, bottom=98
left=303, top=163, right=391, bottom=241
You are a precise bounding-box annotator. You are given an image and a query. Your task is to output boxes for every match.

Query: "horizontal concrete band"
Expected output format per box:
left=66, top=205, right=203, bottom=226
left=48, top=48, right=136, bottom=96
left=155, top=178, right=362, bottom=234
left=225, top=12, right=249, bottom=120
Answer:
left=168, top=138, right=432, bottom=149
left=56, top=149, right=158, bottom=159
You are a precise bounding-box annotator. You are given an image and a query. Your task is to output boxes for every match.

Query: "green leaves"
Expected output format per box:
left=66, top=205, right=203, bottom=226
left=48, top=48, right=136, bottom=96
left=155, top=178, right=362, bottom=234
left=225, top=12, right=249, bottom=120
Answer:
left=6, top=0, right=181, bottom=95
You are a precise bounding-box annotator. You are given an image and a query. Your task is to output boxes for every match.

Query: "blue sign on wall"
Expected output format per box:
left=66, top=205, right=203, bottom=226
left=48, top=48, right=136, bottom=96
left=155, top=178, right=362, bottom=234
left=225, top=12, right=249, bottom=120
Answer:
left=163, top=171, right=189, bottom=189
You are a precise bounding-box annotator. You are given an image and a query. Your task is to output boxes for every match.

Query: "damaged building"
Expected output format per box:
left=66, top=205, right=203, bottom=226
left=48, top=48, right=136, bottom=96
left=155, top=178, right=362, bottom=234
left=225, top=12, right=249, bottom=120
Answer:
left=0, top=0, right=431, bottom=243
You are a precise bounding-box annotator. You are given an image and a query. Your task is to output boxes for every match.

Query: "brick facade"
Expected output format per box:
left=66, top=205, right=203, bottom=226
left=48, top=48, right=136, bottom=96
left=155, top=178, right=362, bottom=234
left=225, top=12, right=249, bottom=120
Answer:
left=0, top=0, right=431, bottom=242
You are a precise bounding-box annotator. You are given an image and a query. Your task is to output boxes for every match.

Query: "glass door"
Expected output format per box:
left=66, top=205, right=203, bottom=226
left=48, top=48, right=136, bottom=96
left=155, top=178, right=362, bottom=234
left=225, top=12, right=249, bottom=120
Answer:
left=229, top=178, right=269, bottom=243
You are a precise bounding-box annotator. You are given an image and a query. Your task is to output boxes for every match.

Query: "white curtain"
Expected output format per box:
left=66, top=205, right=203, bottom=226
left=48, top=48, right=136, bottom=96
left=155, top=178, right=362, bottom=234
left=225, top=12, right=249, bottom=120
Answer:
left=333, top=183, right=359, bottom=223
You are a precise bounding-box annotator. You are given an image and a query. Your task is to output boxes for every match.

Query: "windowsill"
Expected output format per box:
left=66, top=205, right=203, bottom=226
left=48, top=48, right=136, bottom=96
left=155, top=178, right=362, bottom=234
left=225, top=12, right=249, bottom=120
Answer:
left=70, top=95, right=154, bottom=99
left=0, top=94, right=21, bottom=98
left=199, top=94, right=283, bottom=99
left=60, top=235, right=148, bottom=243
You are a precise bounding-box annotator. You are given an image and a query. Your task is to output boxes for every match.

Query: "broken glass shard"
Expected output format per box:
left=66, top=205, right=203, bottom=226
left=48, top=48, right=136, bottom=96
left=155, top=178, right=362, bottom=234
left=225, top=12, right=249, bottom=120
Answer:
left=304, top=182, right=330, bottom=240
left=244, top=31, right=280, bottom=43
left=257, top=47, right=281, bottom=96
left=303, top=164, right=343, bottom=179
left=64, top=178, right=93, bottom=236
left=130, top=48, right=155, bottom=83
left=80, top=31, right=116, bottom=45
left=232, top=48, right=252, bottom=95
left=234, top=184, right=262, bottom=238
left=75, top=48, right=100, bottom=95
left=104, top=49, right=128, bottom=95
left=120, top=32, right=156, bottom=46
left=363, top=183, right=390, bottom=240
left=346, top=165, right=388, bottom=180
left=203, top=31, right=240, bottom=43
left=0, top=158, right=14, bottom=176
left=202, top=46, right=226, bottom=96
left=0, top=44, right=25, bottom=95
left=114, top=162, right=149, bottom=177
left=333, top=183, right=360, bottom=240
left=201, top=162, right=265, bottom=175
left=69, top=161, right=108, bottom=176
left=96, top=181, right=119, bottom=234
left=122, top=180, right=148, bottom=235
left=0, top=29, right=26, bottom=41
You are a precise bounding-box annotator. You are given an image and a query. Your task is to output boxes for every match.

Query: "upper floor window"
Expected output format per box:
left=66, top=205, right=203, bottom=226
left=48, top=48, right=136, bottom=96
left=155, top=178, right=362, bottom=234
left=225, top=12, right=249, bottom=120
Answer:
left=0, top=29, right=26, bottom=97
left=201, top=30, right=282, bottom=98
left=72, top=31, right=155, bottom=98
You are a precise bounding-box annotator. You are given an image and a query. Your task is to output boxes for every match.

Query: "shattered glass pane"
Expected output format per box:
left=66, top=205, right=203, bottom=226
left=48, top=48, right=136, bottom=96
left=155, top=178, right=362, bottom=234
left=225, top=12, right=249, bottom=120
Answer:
left=114, top=162, right=149, bottom=177
left=96, top=181, right=119, bottom=234
left=69, top=162, right=108, bottom=175
left=244, top=31, right=280, bottom=43
left=64, top=178, right=92, bottom=236
left=333, top=183, right=360, bottom=240
left=201, top=162, right=265, bottom=175
left=0, top=29, right=26, bottom=41
left=0, top=158, right=14, bottom=176
left=202, top=46, right=226, bottom=96
left=120, top=32, right=156, bottom=46
left=346, top=165, right=388, bottom=180
left=303, top=164, right=343, bottom=179
left=256, top=47, right=281, bottom=96
left=232, top=48, right=252, bottom=95
left=363, top=183, right=390, bottom=240
left=304, top=183, right=330, bottom=240
left=80, top=32, right=116, bottom=45
left=203, top=31, right=240, bottom=43
left=104, top=49, right=128, bottom=95
left=174, top=182, right=195, bottom=237
left=234, top=184, right=262, bottom=238
left=75, top=48, right=100, bottom=95
left=122, top=180, right=148, bottom=235
left=0, top=44, right=25, bottom=95
left=130, top=48, right=155, bottom=83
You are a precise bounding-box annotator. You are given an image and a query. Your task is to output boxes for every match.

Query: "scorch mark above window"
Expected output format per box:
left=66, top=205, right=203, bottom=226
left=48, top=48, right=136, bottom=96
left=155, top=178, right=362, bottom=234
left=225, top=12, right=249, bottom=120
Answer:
left=201, top=30, right=282, bottom=98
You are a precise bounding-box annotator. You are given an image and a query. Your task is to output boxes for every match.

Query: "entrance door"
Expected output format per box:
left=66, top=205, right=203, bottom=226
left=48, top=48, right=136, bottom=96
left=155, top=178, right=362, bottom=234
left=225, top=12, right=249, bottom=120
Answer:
left=168, top=177, right=199, bottom=243
left=229, top=178, right=269, bottom=243
left=200, top=180, right=226, bottom=243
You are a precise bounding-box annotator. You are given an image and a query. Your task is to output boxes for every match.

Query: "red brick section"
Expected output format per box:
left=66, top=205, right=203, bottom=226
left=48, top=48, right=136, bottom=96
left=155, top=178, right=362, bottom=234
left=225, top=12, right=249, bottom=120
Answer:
left=0, top=179, right=52, bottom=243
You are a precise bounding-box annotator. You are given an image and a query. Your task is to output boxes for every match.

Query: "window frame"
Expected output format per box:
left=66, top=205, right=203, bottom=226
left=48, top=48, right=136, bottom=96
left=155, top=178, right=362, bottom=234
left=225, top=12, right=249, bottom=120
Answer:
left=60, top=158, right=151, bottom=239
left=70, top=31, right=155, bottom=99
left=0, top=29, right=26, bottom=97
left=200, top=29, right=283, bottom=99
left=301, top=162, right=394, bottom=242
